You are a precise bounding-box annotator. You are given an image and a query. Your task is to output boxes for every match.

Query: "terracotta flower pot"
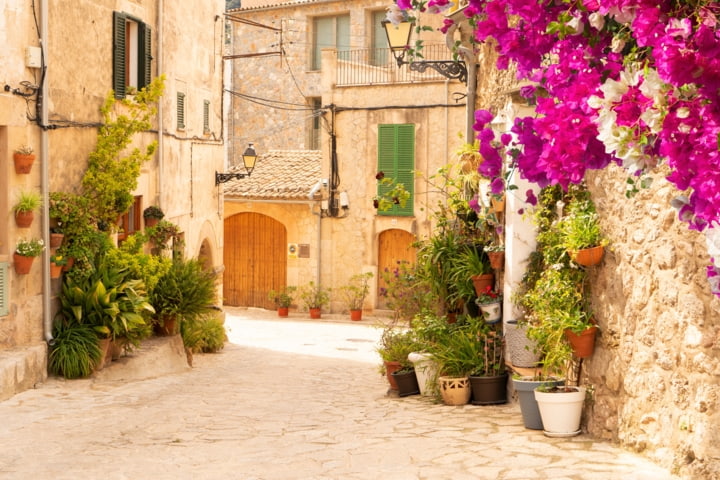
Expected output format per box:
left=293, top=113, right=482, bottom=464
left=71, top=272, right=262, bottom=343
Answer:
left=50, top=262, right=63, bottom=279
left=13, top=153, right=35, bottom=174
left=15, top=211, right=34, bottom=228
left=49, top=233, right=64, bottom=248
left=13, top=253, right=35, bottom=275
left=471, top=273, right=494, bottom=296
left=487, top=251, right=504, bottom=270
left=438, top=376, right=471, bottom=406
left=145, top=217, right=159, bottom=228
left=565, top=325, right=598, bottom=358
left=350, top=309, right=362, bottom=321
left=570, top=245, right=604, bottom=267
left=277, top=307, right=289, bottom=317
left=384, top=361, right=402, bottom=390
left=309, top=307, right=321, bottom=319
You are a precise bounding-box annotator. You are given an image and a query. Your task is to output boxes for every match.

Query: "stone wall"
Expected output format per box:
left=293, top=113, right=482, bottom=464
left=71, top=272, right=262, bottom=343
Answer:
left=585, top=164, right=720, bottom=478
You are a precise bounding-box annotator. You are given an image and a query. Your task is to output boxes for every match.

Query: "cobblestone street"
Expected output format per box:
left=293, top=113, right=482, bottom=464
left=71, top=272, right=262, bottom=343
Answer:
left=0, top=308, right=679, bottom=479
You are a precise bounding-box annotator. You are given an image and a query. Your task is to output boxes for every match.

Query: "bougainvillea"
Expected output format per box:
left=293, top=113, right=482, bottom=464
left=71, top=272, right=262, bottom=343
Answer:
left=395, top=0, right=720, bottom=297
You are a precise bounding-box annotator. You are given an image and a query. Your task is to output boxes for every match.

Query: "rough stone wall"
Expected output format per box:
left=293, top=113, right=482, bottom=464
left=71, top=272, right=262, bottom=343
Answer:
left=585, top=165, right=720, bottom=478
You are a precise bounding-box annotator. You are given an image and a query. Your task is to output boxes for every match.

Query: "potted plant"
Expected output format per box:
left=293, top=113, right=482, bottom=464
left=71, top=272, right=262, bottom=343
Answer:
left=427, top=320, right=478, bottom=406
left=13, top=145, right=35, bottom=174
left=49, top=253, right=67, bottom=279
left=150, top=258, right=218, bottom=336
left=267, top=286, right=296, bottom=317
left=376, top=326, right=421, bottom=396
left=559, top=198, right=608, bottom=267
left=339, top=272, right=373, bottom=321
left=484, top=243, right=505, bottom=270
left=298, top=281, right=330, bottom=319
left=466, top=318, right=508, bottom=405
left=49, top=226, right=65, bottom=248
left=14, top=237, right=44, bottom=274
left=143, top=205, right=165, bottom=228
left=13, top=190, right=41, bottom=228
left=449, top=242, right=493, bottom=300
left=475, top=284, right=502, bottom=324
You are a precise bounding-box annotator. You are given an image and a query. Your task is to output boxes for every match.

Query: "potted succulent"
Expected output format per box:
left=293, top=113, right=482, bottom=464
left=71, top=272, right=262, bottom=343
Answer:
left=267, top=286, right=296, bottom=317
left=13, top=145, right=35, bottom=174
left=14, top=237, right=44, bottom=274
left=143, top=205, right=165, bottom=228
left=298, top=281, right=331, bottom=319
left=13, top=190, right=41, bottom=228
left=339, top=272, right=373, bottom=321
left=475, top=284, right=502, bottom=323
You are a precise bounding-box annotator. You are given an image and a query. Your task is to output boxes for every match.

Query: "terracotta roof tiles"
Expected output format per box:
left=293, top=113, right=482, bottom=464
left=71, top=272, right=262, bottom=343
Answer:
left=223, top=149, right=322, bottom=201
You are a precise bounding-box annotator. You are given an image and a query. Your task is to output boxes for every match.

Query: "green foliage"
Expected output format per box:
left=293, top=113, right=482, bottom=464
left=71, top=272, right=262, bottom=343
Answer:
left=376, top=328, right=422, bottom=370
left=105, top=234, right=173, bottom=294
left=339, top=272, right=373, bottom=310
left=143, top=220, right=182, bottom=252
left=150, top=257, right=218, bottom=327
left=268, top=286, right=296, bottom=308
left=58, top=255, right=155, bottom=344
left=181, top=315, right=226, bottom=353
left=558, top=196, right=608, bottom=251
left=373, top=176, right=411, bottom=212
left=142, top=205, right=164, bottom=220
left=48, top=321, right=102, bottom=379
left=15, top=238, right=44, bottom=257
left=379, top=261, right=436, bottom=321
left=82, top=77, right=165, bottom=229
left=13, top=190, right=41, bottom=213
left=298, top=281, right=331, bottom=310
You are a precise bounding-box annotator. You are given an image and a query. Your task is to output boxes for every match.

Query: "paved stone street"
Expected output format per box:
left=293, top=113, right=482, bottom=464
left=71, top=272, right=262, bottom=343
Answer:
left=0, top=307, right=679, bottom=479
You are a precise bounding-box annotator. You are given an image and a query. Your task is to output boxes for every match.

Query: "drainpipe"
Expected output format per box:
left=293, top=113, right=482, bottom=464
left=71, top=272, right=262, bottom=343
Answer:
left=40, top=0, right=52, bottom=343
left=157, top=0, right=164, bottom=208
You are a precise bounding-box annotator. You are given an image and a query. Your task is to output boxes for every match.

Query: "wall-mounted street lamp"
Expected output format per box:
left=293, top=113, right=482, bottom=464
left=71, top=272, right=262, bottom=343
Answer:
left=215, top=143, right=258, bottom=185
left=382, top=19, right=468, bottom=84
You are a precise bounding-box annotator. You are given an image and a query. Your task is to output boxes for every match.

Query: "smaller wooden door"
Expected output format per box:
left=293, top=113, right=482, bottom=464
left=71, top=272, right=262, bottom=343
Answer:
left=377, top=228, right=416, bottom=309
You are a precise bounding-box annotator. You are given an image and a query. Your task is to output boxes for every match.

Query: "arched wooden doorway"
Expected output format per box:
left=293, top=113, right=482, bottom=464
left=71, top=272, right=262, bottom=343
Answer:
left=223, top=212, right=287, bottom=308
left=377, top=228, right=416, bottom=309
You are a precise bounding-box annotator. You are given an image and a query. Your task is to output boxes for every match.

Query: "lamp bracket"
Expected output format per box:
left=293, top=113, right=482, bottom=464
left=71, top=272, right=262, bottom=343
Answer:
left=215, top=171, right=247, bottom=185
left=407, top=60, right=467, bottom=84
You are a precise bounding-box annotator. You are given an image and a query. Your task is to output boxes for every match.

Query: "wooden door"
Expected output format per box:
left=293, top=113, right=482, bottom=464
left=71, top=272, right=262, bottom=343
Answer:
left=377, top=229, right=416, bottom=308
left=223, top=212, right=286, bottom=308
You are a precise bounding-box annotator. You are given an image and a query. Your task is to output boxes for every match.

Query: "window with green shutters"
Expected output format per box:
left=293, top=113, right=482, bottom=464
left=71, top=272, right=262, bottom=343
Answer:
left=377, top=124, right=415, bottom=216
left=112, top=12, right=152, bottom=99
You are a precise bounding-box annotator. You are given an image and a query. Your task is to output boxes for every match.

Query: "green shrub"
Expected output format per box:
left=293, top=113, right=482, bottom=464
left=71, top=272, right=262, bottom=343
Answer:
left=49, top=321, right=102, bottom=379
left=181, top=315, right=226, bottom=353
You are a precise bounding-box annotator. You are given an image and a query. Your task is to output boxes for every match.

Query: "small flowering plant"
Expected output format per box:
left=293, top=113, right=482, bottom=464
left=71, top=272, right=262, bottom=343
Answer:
left=50, top=253, right=67, bottom=266
left=16, top=238, right=44, bottom=257
left=476, top=285, right=502, bottom=305
left=372, top=171, right=411, bottom=212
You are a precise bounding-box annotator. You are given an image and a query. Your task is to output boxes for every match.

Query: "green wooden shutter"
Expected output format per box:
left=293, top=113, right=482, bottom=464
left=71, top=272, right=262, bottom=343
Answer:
left=395, top=125, right=415, bottom=216
left=112, top=12, right=127, bottom=99
left=377, top=124, right=415, bottom=216
left=0, top=262, right=7, bottom=316
left=177, top=92, right=185, bottom=130
left=203, top=100, right=210, bottom=133
left=139, top=22, right=152, bottom=89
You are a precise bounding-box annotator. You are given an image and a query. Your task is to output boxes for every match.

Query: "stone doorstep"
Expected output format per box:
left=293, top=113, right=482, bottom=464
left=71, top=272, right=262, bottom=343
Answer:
left=0, top=343, right=48, bottom=402
left=93, top=335, right=190, bottom=383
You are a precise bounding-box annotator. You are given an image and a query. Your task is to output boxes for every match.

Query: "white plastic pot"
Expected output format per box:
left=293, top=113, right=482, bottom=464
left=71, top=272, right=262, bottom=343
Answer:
left=407, top=352, right=437, bottom=396
left=534, top=386, right=586, bottom=437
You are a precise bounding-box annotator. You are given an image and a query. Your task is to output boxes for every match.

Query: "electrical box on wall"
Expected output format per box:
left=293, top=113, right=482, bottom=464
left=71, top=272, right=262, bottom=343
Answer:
left=287, top=243, right=298, bottom=259
left=25, top=47, right=42, bottom=68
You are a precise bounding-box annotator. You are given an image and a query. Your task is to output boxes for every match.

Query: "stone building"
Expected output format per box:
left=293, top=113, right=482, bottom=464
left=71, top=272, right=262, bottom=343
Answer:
left=223, top=0, right=472, bottom=312
left=0, top=0, right=226, bottom=399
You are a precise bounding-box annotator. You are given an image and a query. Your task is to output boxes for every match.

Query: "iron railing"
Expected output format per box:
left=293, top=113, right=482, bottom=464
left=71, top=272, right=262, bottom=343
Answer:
left=335, top=44, right=458, bottom=86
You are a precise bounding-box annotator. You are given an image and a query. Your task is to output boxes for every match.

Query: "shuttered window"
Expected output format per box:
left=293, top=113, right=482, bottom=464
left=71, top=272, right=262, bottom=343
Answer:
left=203, top=100, right=211, bottom=134
left=113, top=12, right=152, bottom=99
left=377, top=124, right=415, bottom=217
left=0, top=262, right=8, bottom=316
left=370, top=11, right=389, bottom=66
left=177, top=92, right=186, bottom=130
left=311, top=15, right=350, bottom=70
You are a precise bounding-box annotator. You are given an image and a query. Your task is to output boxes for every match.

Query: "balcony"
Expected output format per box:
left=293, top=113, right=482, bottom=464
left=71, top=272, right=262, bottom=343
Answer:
left=335, top=44, right=457, bottom=86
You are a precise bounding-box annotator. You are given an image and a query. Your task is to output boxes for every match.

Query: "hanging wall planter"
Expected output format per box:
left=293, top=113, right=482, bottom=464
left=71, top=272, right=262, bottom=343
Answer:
left=487, top=251, right=504, bottom=270
left=15, top=211, right=34, bottom=228
left=565, top=325, right=599, bottom=358
left=570, top=245, right=604, bottom=267
left=13, top=253, right=35, bottom=275
left=13, top=151, right=36, bottom=174
left=471, top=274, right=495, bottom=296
